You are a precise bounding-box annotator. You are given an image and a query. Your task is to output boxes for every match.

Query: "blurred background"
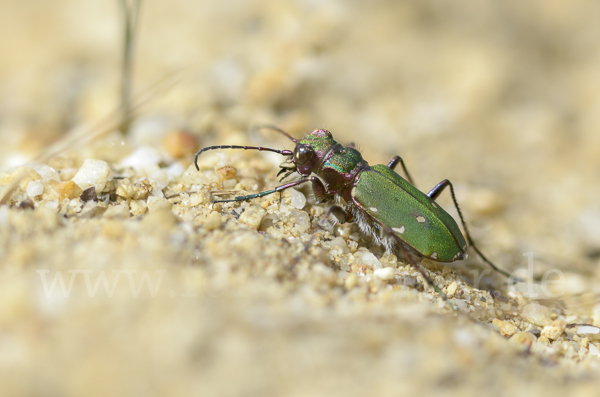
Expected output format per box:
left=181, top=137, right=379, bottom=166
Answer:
left=3, top=0, right=600, bottom=261
left=2, top=0, right=600, bottom=395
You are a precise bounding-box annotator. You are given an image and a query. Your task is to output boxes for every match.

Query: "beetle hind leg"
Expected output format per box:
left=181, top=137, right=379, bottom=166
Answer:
left=381, top=227, right=456, bottom=310
left=426, top=179, right=513, bottom=279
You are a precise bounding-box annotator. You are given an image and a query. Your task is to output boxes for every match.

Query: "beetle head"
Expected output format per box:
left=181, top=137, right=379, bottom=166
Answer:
left=289, top=129, right=337, bottom=176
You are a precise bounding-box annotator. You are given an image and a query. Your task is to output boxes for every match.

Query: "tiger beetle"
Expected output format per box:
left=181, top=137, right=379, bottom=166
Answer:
left=194, top=126, right=512, bottom=307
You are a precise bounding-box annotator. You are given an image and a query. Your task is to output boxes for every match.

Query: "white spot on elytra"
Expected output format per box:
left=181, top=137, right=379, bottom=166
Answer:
left=369, top=207, right=378, bottom=212
left=416, top=216, right=426, bottom=223
left=392, top=226, right=405, bottom=234
left=431, top=252, right=438, bottom=259
left=463, top=245, right=467, bottom=251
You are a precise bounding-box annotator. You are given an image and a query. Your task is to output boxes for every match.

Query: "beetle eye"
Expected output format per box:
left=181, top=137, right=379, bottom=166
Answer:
left=294, top=144, right=313, bottom=165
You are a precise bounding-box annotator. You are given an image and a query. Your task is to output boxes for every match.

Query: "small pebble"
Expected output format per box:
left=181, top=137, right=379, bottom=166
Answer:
left=528, top=329, right=541, bottom=338
left=541, top=319, right=567, bottom=340
left=80, top=186, right=98, bottom=202
left=345, top=273, right=358, bottom=289
left=492, top=318, right=517, bottom=337
left=577, top=325, right=600, bottom=335
left=589, top=343, right=600, bottom=356
left=354, top=248, right=382, bottom=269
left=374, top=267, right=395, bottom=281
left=45, top=200, right=59, bottom=211
left=215, top=164, right=237, bottom=180
left=454, top=299, right=468, bottom=311
left=120, top=147, right=162, bottom=175
left=30, top=164, right=61, bottom=183
left=379, top=252, right=397, bottom=268
left=79, top=203, right=107, bottom=218
left=509, top=332, right=535, bottom=348
left=104, top=204, right=130, bottom=219
left=57, top=180, right=82, bottom=200
left=204, top=212, right=222, bottom=231
left=116, top=180, right=152, bottom=200
left=223, top=179, right=237, bottom=189
left=18, top=199, right=35, bottom=210
left=329, top=237, right=349, bottom=254
left=289, top=188, right=306, bottom=209
left=162, top=130, right=198, bottom=158
left=130, top=199, right=147, bottom=216
left=72, top=159, right=111, bottom=193
left=401, top=275, right=419, bottom=288
left=238, top=205, right=266, bottom=229
left=293, top=210, right=310, bottom=232
left=536, top=335, right=550, bottom=345
left=166, top=162, right=185, bottom=179
left=188, top=193, right=206, bottom=207
left=142, top=207, right=177, bottom=229
left=446, top=281, right=458, bottom=297
left=181, top=165, right=211, bottom=185
left=26, top=180, right=44, bottom=198
left=147, top=196, right=172, bottom=213
left=521, top=302, right=551, bottom=326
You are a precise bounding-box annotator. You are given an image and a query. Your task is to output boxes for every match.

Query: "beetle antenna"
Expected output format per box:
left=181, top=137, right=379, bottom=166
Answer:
left=251, top=124, right=298, bottom=143
left=194, top=145, right=293, bottom=171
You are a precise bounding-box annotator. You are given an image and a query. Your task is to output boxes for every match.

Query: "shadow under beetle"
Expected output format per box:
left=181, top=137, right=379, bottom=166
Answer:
left=194, top=126, right=512, bottom=304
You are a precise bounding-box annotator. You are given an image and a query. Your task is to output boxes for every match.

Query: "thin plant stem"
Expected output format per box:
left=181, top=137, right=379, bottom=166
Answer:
left=119, top=0, right=143, bottom=136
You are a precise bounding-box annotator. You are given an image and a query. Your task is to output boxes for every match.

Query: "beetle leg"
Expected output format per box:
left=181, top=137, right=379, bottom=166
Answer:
left=381, top=226, right=456, bottom=310
left=387, top=155, right=415, bottom=185
left=310, top=177, right=333, bottom=203
left=277, top=169, right=295, bottom=182
left=426, top=179, right=450, bottom=200
left=213, top=176, right=322, bottom=203
left=326, top=205, right=353, bottom=224
left=426, top=179, right=513, bottom=279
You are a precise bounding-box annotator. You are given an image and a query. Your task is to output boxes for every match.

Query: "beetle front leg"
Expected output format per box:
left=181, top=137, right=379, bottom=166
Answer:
left=310, top=177, right=333, bottom=203
left=387, top=155, right=415, bottom=185
left=214, top=176, right=324, bottom=203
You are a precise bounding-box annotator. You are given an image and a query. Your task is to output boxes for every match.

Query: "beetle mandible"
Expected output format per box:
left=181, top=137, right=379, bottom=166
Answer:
left=194, top=126, right=511, bottom=299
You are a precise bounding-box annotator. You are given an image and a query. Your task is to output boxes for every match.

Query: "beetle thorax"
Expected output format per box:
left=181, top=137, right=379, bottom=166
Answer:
left=319, top=147, right=368, bottom=194
left=293, top=129, right=368, bottom=195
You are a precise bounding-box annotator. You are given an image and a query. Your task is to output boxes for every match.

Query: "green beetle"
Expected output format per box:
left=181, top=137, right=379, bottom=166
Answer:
left=194, top=127, right=511, bottom=299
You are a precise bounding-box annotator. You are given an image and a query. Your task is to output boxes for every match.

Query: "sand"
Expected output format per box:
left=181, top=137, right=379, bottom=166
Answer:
left=1, top=1, right=600, bottom=396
